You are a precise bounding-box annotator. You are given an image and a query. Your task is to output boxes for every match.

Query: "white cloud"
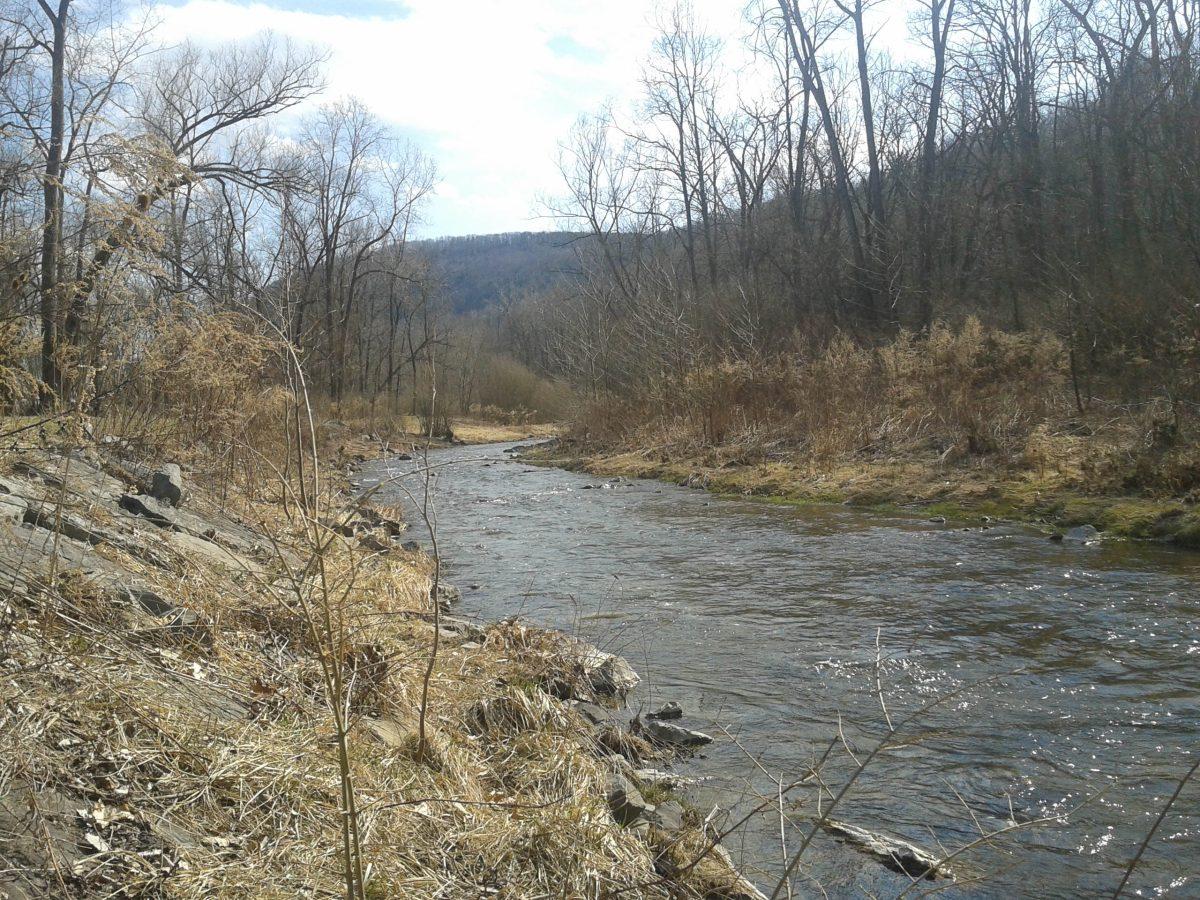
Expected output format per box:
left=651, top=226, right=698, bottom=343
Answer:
left=149, top=0, right=919, bottom=236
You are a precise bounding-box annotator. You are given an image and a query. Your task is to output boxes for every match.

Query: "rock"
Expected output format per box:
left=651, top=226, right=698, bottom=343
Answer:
left=146, top=608, right=213, bottom=649
left=639, top=716, right=714, bottom=748
left=396, top=453, right=413, bottom=461
left=572, top=700, right=618, bottom=727
left=607, top=773, right=652, bottom=828
left=118, top=493, right=177, bottom=530
left=1061, top=524, right=1101, bottom=544
left=633, top=768, right=709, bottom=789
left=357, top=532, right=392, bottom=553
left=575, top=645, right=640, bottom=697
left=647, top=701, right=683, bottom=720
left=434, top=582, right=462, bottom=610
left=928, top=515, right=946, bottom=524
left=822, top=819, right=953, bottom=879
left=149, top=463, right=184, bottom=507
left=607, top=772, right=684, bottom=834
left=126, top=587, right=176, bottom=617
left=650, top=799, right=684, bottom=832
left=401, top=540, right=420, bottom=552
left=0, top=491, right=28, bottom=524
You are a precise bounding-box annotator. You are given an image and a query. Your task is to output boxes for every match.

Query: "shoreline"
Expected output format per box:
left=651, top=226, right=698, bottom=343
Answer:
left=0, top=432, right=767, bottom=899
left=525, top=440, right=1200, bottom=550
left=343, top=444, right=771, bottom=898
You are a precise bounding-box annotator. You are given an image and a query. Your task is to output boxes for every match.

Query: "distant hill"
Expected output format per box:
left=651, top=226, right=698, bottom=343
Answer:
left=413, top=232, right=583, bottom=313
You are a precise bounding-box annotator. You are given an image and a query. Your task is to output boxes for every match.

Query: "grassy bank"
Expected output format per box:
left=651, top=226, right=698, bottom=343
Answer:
left=534, top=441, right=1200, bottom=549
left=0, top=423, right=756, bottom=899
left=542, top=322, right=1200, bottom=549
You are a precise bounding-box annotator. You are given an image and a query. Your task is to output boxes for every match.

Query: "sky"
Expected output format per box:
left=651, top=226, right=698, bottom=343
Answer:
left=149, top=0, right=911, bottom=239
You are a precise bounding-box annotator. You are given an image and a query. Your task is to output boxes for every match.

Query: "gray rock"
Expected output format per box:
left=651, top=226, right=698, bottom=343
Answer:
left=822, top=819, right=954, bottom=879
left=928, top=515, right=947, bottom=524
left=357, top=532, right=392, bottom=553
left=575, top=645, right=640, bottom=697
left=434, top=582, right=462, bottom=610
left=126, top=587, right=176, bottom=617
left=649, top=799, right=684, bottom=832
left=149, top=463, right=184, bottom=507
left=607, top=773, right=652, bottom=828
left=640, top=717, right=714, bottom=747
left=648, top=701, right=683, bottom=720
left=0, top=491, right=28, bottom=523
left=1062, top=524, right=1102, bottom=544
left=118, top=493, right=177, bottom=529
left=572, top=700, right=617, bottom=727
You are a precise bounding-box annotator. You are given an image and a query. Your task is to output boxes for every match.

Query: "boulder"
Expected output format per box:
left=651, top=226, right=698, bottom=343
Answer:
left=575, top=645, right=640, bottom=697
left=118, top=493, right=177, bottom=530
left=822, top=819, right=953, bottom=880
left=1061, top=524, right=1101, bottom=544
left=639, top=717, right=714, bottom=748
left=649, top=799, right=684, bottom=832
left=606, top=773, right=652, bottom=828
left=149, top=463, right=184, bottom=507
left=647, top=701, right=683, bottom=721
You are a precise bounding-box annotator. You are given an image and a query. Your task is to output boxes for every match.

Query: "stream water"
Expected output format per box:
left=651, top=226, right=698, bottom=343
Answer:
left=360, top=442, right=1200, bottom=899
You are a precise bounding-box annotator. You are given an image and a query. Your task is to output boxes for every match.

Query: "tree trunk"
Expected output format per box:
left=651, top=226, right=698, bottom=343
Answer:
left=38, top=0, right=70, bottom=406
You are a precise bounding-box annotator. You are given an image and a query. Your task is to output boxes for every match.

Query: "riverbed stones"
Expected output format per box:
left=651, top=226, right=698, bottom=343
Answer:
left=638, top=716, right=714, bottom=748
left=574, top=645, right=640, bottom=697
left=647, top=701, right=683, bottom=720
left=822, top=819, right=953, bottom=880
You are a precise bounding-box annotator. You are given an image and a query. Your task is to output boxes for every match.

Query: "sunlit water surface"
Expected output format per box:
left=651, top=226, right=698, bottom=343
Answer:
left=360, top=443, right=1200, bottom=898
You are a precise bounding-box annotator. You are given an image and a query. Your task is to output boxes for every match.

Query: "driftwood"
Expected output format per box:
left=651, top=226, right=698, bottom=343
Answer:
left=822, top=820, right=954, bottom=880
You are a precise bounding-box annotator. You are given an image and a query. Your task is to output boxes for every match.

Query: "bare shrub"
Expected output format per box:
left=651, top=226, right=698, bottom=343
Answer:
left=571, top=319, right=1069, bottom=461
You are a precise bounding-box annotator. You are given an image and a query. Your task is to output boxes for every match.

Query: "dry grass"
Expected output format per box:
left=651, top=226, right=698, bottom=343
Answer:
left=0, top=437, right=750, bottom=898
left=554, top=319, right=1200, bottom=547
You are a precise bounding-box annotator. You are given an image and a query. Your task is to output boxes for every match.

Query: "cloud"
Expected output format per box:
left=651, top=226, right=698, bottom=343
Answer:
left=150, top=0, right=685, bottom=236
left=148, top=0, right=920, bottom=237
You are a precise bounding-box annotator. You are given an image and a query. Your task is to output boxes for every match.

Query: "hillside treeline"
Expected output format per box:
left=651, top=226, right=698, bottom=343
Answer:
left=485, top=0, right=1200, bottom=490
left=0, top=1, right=466, bottom=442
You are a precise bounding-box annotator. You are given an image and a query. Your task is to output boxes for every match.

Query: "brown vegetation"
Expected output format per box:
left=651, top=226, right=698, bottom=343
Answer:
left=546, top=320, right=1200, bottom=547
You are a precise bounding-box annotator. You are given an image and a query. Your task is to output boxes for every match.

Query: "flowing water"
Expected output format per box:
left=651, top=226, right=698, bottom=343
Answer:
left=361, top=443, right=1200, bottom=899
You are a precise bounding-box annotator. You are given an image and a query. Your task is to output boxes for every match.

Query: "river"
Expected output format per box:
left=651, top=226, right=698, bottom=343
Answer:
left=359, top=442, right=1200, bottom=899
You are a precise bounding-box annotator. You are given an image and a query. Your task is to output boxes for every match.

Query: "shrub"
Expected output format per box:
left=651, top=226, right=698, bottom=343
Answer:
left=570, top=319, right=1069, bottom=461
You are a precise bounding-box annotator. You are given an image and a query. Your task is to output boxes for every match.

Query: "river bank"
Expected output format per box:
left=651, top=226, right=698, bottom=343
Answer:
left=0, top=435, right=762, bottom=899
left=530, top=439, right=1200, bottom=549
left=372, top=440, right=1200, bottom=897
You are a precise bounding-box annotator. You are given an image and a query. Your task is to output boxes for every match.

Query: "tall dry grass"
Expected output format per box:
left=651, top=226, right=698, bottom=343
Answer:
left=573, top=319, right=1068, bottom=463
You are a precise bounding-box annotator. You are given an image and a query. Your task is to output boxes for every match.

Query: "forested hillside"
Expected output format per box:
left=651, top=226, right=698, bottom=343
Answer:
left=470, top=0, right=1200, bottom=532
left=414, top=232, right=580, bottom=313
